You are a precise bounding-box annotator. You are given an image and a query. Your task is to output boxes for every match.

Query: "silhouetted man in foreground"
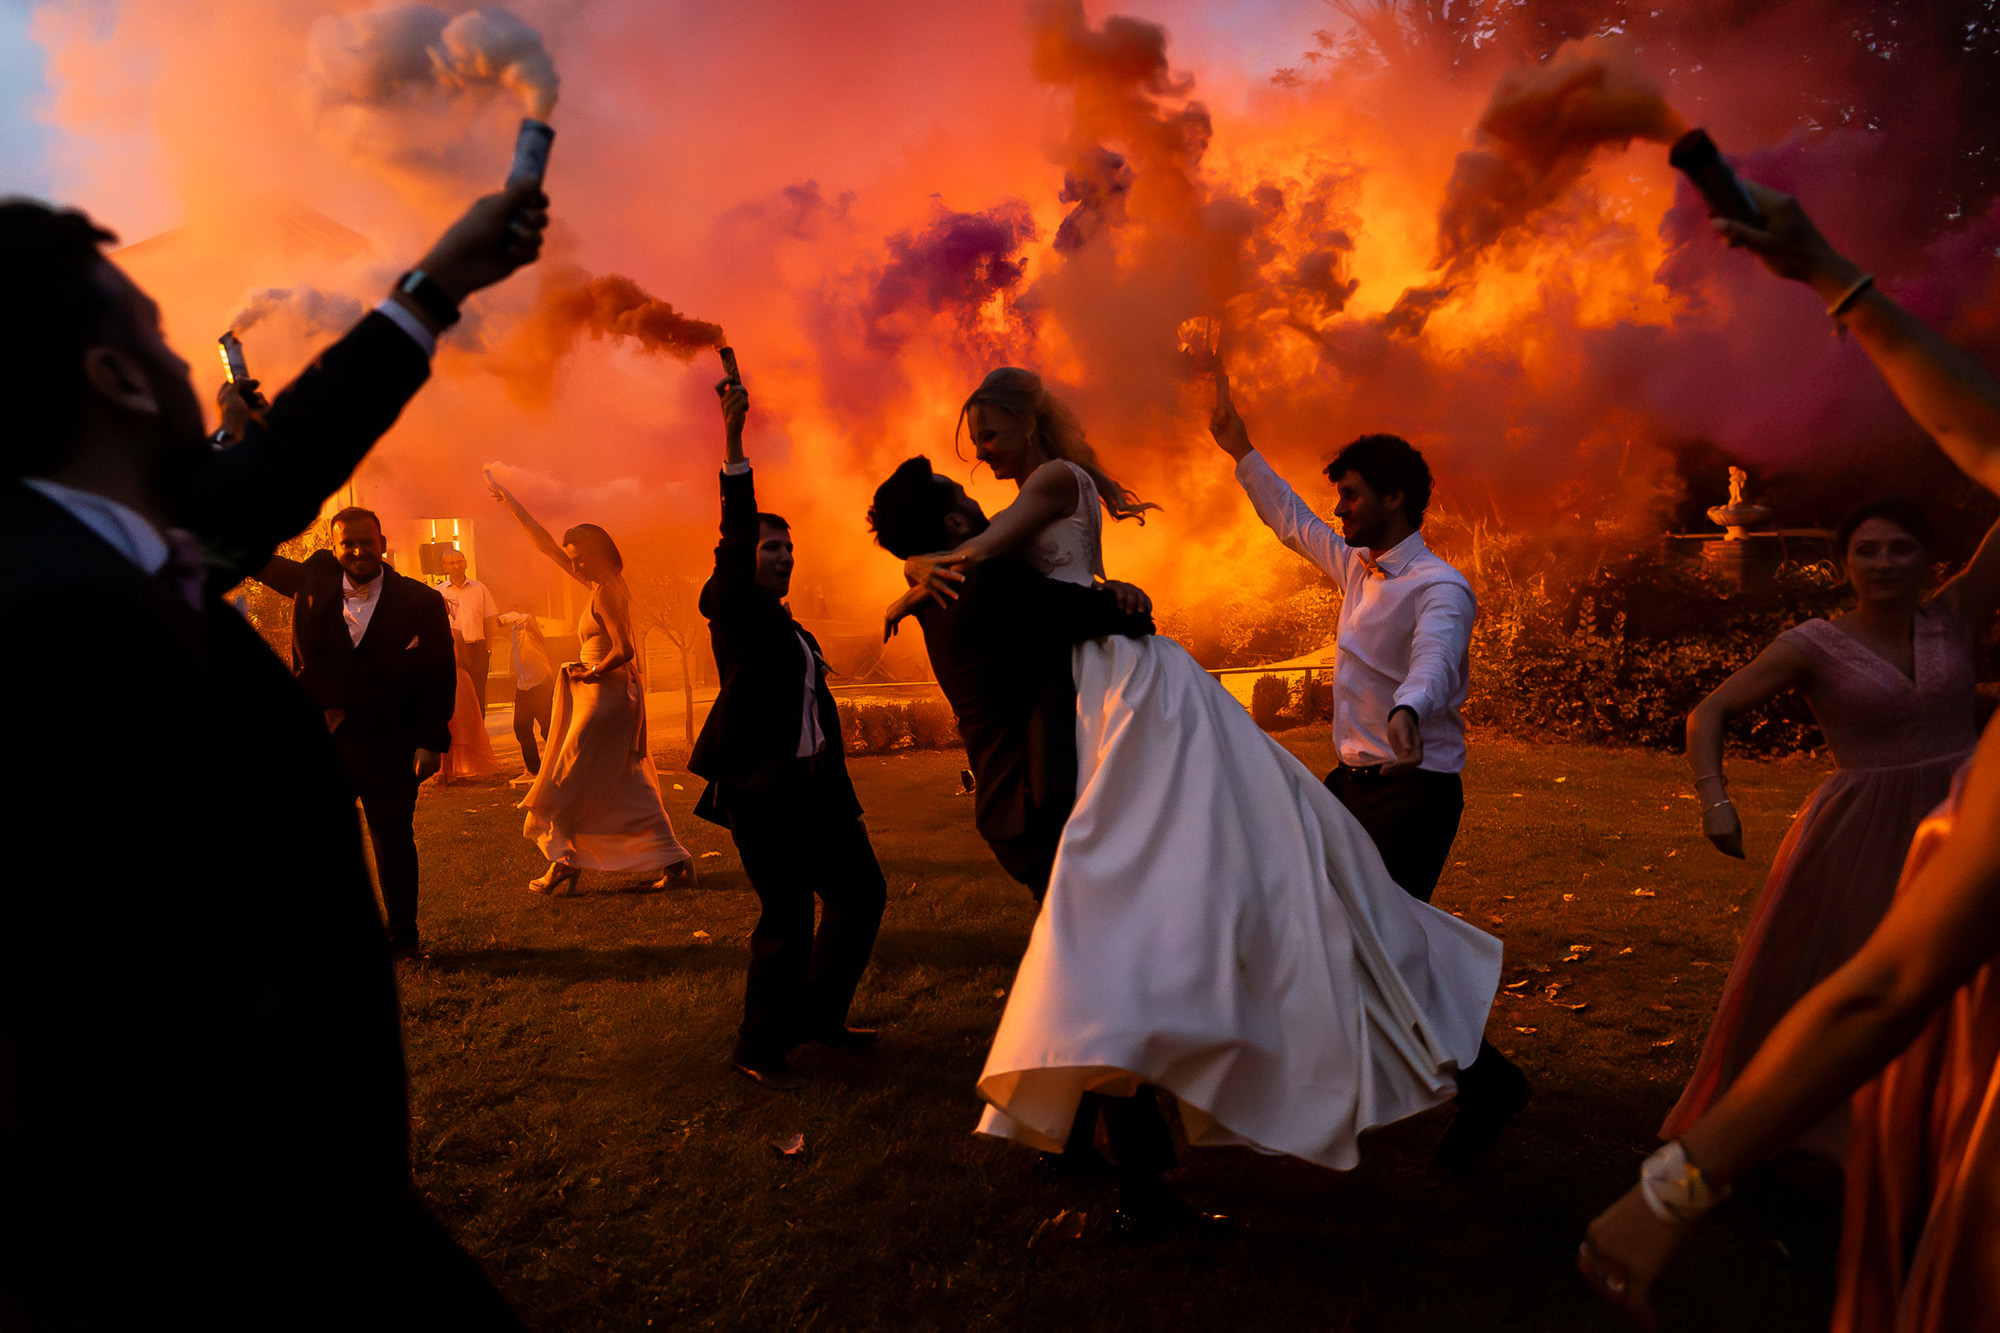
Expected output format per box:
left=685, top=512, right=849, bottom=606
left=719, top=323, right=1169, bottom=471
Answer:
left=0, top=182, right=543, bottom=1329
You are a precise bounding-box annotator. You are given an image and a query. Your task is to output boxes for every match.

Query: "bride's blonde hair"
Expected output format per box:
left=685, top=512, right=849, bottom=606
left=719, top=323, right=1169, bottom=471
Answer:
left=956, top=367, right=1158, bottom=524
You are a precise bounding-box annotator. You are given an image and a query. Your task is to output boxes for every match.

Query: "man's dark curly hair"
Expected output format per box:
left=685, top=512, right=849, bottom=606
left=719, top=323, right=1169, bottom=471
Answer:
left=1325, top=433, right=1434, bottom=526
left=0, top=198, right=125, bottom=478
left=868, top=456, right=955, bottom=559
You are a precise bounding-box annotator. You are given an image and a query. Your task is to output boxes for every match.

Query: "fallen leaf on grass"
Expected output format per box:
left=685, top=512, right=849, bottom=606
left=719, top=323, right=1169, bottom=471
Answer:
left=1631, top=888, right=1657, bottom=898
left=1562, top=894, right=1577, bottom=902
left=770, top=1133, right=806, bottom=1159
left=1552, top=1002, right=1588, bottom=1012
left=1503, top=979, right=1531, bottom=990
left=1555, top=776, right=1568, bottom=784
left=992, top=989, right=1006, bottom=999
left=1543, top=982, right=1567, bottom=998
left=700, top=851, right=721, bottom=859
left=1510, top=792, right=1523, bottom=798
left=1514, top=1027, right=1539, bottom=1034
left=1617, top=947, right=1635, bottom=956
left=1029, top=1210, right=1087, bottom=1247
left=1485, top=916, right=1506, bottom=926
left=692, top=931, right=712, bottom=943
left=1652, top=1039, right=1676, bottom=1049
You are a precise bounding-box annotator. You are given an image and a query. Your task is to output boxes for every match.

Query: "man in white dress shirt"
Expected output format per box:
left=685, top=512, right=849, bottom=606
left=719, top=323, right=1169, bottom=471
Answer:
left=438, top=546, right=501, bottom=714
left=1210, top=373, right=1529, bottom=1166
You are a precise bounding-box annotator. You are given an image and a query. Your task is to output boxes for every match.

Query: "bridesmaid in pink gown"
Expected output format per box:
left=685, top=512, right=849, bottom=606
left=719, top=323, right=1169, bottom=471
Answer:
left=1664, top=499, right=1995, bottom=1155
left=1579, top=175, right=2000, bottom=1330
left=438, top=665, right=501, bottom=783
left=487, top=474, right=693, bottom=894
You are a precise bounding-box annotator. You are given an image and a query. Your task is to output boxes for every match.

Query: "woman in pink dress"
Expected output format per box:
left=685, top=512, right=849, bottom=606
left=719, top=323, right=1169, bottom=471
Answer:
left=1664, top=498, right=1997, bottom=1156
left=438, top=664, right=501, bottom=783
left=488, top=474, right=692, bottom=895
left=1580, top=176, right=2000, bottom=1331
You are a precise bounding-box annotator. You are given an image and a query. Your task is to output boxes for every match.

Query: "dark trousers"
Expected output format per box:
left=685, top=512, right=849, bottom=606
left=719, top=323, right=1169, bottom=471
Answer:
left=458, top=640, right=491, bottom=715
left=338, top=731, right=422, bottom=949
left=726, top=783, right=888, bottom=1061
left=513, top=678, right=555, bottom=774
left=1063, top=1088, right=1178, bottom=1187
left=1326, top=763, right=1518, bottom=1103
left=1324, top=765, right=1465, bottom=904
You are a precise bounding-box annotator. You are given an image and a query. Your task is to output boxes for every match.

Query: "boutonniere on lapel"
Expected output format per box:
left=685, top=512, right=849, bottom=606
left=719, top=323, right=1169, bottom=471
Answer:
left=407, top=636, right=421, bottom=649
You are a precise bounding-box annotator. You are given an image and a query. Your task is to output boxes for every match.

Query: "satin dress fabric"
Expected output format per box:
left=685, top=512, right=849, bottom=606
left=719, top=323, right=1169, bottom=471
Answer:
left=1837, top=764, right=2000, bottom=1333
left=440, top=666, right=500, bottom=782
left=520, top=606, right=691, bottom=873
left=973, top=462, right=1504, bottom=1169
left=1664, top=605, right=1977, bottom=1156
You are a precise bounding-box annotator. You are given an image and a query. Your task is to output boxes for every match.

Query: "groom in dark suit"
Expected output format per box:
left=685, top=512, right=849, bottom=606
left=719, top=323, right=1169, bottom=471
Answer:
left=691, top=377, right=886, bottom=1091
left=868, top=456, right=1210, bottom=1242
left=259, top=507, right=457, bottom=955
left=0, top=185, right=543, bottom=1327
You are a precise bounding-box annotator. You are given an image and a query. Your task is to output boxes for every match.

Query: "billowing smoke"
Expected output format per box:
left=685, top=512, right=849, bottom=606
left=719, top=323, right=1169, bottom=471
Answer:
left=230, top=286, right=365, bottom=338
left=538, top=269, right=725, bottom=359
left=309, top=5, right=559, bottom=119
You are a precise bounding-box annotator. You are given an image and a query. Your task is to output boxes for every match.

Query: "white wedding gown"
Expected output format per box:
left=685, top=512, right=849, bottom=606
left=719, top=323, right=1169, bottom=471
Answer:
left=973, top=462, right=1504, bottom=1169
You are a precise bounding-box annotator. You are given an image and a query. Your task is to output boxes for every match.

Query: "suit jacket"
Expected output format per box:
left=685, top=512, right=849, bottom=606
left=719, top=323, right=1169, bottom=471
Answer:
left=913, top=558, right=1153, bottom=869
left=0, top=312, right=460, bottom=1326
left=260, top=551, right=456, bottom=757
left=688, top=466, right=859, bottom=822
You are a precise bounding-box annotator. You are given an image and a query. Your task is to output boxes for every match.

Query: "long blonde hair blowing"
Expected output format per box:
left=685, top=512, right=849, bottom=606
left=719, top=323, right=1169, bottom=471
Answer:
left=956, top=367, right=1158, bottom=523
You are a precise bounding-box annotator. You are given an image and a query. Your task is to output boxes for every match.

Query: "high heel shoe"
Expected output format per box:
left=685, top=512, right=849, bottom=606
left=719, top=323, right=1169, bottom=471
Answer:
left=529, top=862, right=581, bottom=896
left=654, top=859, right=697, bottom=890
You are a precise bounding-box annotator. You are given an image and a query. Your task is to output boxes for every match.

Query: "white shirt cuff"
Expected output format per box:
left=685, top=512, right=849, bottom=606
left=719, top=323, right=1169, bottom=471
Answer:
left=374, top=298, right=438, bottom=359
left=722, top=459, right=751, bottom=476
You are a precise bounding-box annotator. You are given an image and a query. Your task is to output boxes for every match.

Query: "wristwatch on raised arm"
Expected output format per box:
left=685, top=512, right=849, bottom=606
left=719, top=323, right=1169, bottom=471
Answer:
left=395, top=270, right=462, bottom=330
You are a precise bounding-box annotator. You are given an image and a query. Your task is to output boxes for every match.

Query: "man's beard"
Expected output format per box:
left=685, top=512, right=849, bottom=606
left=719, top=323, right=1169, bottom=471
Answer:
left=148, top=372, right=214, bottom=519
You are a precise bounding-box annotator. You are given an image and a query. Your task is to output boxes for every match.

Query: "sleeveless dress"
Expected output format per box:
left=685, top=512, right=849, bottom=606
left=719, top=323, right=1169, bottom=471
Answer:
left=519, top=605, right=691, bottom=873
left=1663, top=604, right=1978, bottom=1153
left=1837, top=760, right=2000, bottom=1333
left=972, top=462, right=1505, bottom=1169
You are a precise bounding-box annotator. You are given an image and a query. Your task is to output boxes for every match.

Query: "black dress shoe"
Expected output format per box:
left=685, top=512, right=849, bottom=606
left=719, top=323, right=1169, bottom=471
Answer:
left=1437, top=1055, right=1532, bottom=1169
left=731, top=1056, right=806, bottom=1091
left=810, top=1026, right=879, bottom=1050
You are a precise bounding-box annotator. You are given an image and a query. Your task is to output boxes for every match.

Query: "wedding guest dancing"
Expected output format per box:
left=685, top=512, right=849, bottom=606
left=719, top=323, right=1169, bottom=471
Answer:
left=258, top=506, right=458, bottom=954
left=499, top=608, right=556, bottom=777
left=1208, top=373, right=1531, bottom=1165
left=487, top=473, right=693, bottom=895
left=0, top=184, right=543, bottom=1328
left=1664, top=499, right=1997, bottom=1160
left=872, top=366, right=1506, bottom=1229
left=1582, top=178, right=2000, bottom=1333
left=691, top=376, right=885, bottom=1092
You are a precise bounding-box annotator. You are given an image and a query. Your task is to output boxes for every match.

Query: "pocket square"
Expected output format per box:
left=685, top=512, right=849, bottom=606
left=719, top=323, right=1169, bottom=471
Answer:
left=406, top=635, right=421, bottom=649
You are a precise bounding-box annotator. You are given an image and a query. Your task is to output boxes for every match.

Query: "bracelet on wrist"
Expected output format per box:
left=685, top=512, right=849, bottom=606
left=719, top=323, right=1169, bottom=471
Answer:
left=1827, top=272, right=1875, bottom=320
left=1639, top=1140, right=1728, bottom=1225
left=1703, top=798, right=1735, bottom=813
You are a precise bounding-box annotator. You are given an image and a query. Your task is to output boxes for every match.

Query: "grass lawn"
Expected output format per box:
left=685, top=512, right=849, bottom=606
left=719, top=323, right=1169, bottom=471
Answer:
left=400, top=732, right=1838, bottom=1332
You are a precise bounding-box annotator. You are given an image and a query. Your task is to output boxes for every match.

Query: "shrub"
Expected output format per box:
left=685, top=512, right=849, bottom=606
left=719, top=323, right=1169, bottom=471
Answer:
left=906, top=699, right=958, bottom=750
left=1250, top=673, right=1289, bottom=730
left=854, top=702, right=906, bottom=753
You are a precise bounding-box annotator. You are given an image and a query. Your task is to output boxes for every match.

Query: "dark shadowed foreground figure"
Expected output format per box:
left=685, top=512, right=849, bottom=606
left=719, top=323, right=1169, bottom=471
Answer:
left=0, top=184, right=543, bottom=1329
left=258, top=505, right=457, bottom=955
left=691, top=376, right=885, bottom=1091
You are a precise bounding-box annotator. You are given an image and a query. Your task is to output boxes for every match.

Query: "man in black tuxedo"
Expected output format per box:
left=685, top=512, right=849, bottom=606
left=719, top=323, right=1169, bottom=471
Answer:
left=0, top=184, right=544, bottom=1328
left=690, top=377, right=886, bottom=1091
left=258, top=506, right=456, bottom=955
left=867, top=456, right=1206, bottom=1242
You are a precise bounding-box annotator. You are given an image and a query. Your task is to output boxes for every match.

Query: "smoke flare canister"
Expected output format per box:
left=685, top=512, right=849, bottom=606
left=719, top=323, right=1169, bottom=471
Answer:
left=1668, top=129, right=1763, bottom=227
left=217, top=331, right=249, bottom=384
left=718, top=346, right=741, bottom=384
left=506, top=118, right=555, bottom=189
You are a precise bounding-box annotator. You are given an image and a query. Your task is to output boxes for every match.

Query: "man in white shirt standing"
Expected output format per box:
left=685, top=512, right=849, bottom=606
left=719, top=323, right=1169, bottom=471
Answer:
left=1210, top=371, right=1529, bottom=1167
left=438, top=546, right=501, bottom=714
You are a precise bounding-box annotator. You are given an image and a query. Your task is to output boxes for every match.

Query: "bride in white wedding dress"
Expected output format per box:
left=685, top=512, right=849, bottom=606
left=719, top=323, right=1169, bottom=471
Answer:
left=887, top=368, right=1505, bottom=1171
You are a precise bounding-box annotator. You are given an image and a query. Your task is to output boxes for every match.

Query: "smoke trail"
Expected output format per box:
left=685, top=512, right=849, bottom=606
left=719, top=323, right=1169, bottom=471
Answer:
left=309, top=4, right=560, bottom=118
left=537, top=268, right=726, bottom=359
left=230, top=286, right=365, bottom=338
left=1433, top=42, right=1684, bottom=278
left=863, top=203, right=1037, bottom=352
